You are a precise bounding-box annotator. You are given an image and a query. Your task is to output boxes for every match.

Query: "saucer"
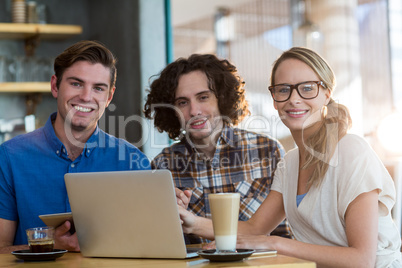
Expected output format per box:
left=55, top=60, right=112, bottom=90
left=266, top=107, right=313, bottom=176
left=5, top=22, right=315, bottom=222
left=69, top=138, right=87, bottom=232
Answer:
left=197, top=249, right=255, bottom=262
left=12, top=249, right=67, bottom=261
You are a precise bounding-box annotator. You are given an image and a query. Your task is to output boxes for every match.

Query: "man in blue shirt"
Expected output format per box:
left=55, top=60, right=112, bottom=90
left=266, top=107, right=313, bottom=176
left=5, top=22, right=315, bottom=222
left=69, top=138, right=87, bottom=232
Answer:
left=0, top=41, right=150, bottom=253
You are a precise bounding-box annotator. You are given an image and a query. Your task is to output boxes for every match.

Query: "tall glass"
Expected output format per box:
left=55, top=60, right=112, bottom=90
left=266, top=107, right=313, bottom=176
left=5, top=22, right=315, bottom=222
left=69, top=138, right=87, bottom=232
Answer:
left=209, top=193, right=240, bottom=253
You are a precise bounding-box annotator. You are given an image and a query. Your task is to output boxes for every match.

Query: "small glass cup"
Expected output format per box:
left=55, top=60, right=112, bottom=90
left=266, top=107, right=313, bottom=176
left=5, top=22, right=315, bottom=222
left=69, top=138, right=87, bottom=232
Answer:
left=0, top=56, right=7, bottom=82
left=36, top=4, right=47, bottom=24
left=26, top=227, right=55, bottom=253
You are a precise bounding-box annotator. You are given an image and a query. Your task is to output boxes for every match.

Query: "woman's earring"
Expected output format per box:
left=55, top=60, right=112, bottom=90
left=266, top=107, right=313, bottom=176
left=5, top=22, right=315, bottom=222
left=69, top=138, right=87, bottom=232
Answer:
left=322, top=105, right=328, bottom=119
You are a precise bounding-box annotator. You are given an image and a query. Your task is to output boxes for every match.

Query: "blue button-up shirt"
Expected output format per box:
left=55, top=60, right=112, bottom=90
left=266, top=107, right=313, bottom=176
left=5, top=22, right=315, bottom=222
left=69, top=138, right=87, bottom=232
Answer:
left=0, top=113, right=150, bottom=245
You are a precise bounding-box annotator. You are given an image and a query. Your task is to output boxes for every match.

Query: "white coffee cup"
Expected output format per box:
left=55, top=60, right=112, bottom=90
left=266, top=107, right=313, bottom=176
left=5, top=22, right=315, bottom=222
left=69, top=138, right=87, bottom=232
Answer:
left=209, top=193, right=240, bottom=253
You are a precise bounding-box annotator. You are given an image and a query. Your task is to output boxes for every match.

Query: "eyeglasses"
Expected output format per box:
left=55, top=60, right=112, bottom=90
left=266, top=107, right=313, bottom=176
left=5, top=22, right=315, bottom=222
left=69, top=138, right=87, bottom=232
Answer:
left=268, top=81, right=326, bottom=102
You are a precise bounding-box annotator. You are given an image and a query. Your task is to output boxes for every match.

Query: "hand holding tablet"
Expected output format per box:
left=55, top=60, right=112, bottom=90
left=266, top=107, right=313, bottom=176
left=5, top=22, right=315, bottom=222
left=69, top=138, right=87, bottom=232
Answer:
left=39, top=212, right=75, bottom=234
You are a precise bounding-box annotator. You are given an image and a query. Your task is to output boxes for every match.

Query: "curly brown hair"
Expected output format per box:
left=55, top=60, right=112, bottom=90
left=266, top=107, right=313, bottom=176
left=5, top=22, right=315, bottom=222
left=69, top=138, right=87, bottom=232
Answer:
left=144, top=54, right=250, bottom=140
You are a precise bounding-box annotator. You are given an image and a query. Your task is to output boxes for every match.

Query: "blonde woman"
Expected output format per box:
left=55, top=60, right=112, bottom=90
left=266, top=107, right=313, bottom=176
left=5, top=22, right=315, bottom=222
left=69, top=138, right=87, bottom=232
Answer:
left=179, top=47, right=402, bottom=267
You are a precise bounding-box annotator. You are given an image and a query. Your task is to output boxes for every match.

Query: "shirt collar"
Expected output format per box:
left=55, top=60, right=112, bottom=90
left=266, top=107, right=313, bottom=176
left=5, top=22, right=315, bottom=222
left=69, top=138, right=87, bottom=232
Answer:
left=219, top=124, right=237, bottom=148
left=43, top=113, right=64, bottom=157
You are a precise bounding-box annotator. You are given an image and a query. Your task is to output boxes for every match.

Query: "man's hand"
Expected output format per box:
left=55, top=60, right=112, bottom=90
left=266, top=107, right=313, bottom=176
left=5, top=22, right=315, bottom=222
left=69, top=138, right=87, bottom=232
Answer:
left=178, top=206, right=215, bottom=240
left=178, top=205, right=197, bottom=233
left=54, top=221, right=80, bottom=252
left=175, top=188, right=192, bottom=209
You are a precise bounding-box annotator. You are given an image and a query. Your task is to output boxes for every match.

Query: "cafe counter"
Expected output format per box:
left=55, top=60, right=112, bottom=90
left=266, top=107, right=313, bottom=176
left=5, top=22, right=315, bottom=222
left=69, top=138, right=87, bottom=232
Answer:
left=1, top=251, right=316, bottom=268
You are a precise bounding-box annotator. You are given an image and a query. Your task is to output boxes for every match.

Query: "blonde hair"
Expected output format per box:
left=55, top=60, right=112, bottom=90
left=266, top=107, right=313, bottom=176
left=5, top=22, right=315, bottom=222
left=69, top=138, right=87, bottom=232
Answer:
left=270, top=47, right=352, bottom=186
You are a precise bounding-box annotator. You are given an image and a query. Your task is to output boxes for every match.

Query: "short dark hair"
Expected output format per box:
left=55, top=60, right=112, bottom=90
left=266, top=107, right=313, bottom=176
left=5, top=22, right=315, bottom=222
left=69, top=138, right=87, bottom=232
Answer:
left=54, top=40, right=117, bottom=90
left=143, top=54, right=250, bottom=140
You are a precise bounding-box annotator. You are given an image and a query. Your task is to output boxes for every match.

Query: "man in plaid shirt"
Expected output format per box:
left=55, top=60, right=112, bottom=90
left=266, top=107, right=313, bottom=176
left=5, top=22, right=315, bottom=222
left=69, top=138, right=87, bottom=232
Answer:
left=144, top=54, right=291, bottom=243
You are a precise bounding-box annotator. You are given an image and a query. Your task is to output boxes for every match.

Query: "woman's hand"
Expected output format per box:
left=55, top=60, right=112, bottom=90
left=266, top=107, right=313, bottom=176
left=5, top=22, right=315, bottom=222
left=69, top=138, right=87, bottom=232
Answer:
left=236, top=234, right=276, bottom=250
left=203, top=234, right=276, bottom=251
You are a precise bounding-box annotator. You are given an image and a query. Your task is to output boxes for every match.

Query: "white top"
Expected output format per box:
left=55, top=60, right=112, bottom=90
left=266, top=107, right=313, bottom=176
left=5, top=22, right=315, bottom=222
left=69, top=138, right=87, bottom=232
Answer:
left=272, top=134, right=402, bottom=267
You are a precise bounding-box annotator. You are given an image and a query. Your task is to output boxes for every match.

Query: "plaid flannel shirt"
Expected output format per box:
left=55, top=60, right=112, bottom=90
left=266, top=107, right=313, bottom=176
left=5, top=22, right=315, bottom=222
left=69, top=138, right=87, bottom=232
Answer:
left=152, top=124, right=291, bottom=243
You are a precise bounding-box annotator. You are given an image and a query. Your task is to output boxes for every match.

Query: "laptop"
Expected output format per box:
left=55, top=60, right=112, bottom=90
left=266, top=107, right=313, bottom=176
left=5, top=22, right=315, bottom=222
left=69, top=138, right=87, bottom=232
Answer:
left=64, top=169, right=199, bottom=259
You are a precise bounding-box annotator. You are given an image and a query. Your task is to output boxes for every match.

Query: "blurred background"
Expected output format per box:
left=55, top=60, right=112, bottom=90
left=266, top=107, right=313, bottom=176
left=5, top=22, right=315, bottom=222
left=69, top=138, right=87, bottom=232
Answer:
left=0, top=0, right=401, bottom=232
left=169, top=0, right=402, bottom=233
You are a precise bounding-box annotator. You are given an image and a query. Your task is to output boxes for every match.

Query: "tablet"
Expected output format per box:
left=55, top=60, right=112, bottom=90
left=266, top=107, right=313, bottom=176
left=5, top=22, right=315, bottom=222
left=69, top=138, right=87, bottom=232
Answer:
left=39, top=212, right=73, bottom=228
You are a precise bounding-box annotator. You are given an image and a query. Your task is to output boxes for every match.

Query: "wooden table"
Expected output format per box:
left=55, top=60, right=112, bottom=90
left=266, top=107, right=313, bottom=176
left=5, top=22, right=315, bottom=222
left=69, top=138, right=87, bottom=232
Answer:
left=1, top=252, right=316, bottom=267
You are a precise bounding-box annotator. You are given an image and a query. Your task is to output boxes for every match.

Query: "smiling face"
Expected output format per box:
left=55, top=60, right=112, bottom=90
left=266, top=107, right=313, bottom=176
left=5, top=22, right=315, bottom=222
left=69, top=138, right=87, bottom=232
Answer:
left=51, top=60, right=115, bottom=139
left=273, top=58, right=331, bottom=136
left=174, top=70, right=223, bottom=146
